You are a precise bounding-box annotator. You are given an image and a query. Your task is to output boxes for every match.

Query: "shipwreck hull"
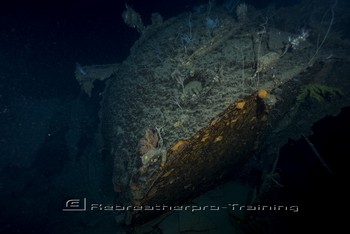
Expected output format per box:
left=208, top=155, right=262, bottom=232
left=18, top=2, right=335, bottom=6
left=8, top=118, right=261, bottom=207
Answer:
left=94, top=1, right=350, bottom=227
left=129, top=92, right=269, bottom=225
left=99, top=58, right=350, bottom=226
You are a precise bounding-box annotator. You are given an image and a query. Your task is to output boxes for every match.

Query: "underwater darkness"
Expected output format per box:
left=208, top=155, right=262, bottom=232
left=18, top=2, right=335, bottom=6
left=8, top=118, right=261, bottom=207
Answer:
left=0, top=0, right=348, bottom=233
left=277, top=107, right=349, bottom=233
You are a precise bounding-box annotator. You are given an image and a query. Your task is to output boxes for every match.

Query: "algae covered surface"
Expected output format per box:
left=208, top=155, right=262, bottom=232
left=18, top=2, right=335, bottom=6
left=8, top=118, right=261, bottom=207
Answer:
left=97, top=0, right=349, bottom=201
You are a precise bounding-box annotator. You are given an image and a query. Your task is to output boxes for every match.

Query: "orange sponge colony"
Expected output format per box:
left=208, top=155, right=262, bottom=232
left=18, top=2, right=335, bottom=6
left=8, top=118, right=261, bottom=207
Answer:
left=235, top=101, right=246, bottom=110
left=258, top=89, right=268, bottom=99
